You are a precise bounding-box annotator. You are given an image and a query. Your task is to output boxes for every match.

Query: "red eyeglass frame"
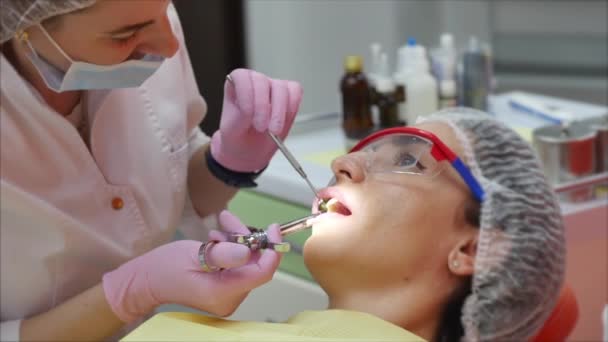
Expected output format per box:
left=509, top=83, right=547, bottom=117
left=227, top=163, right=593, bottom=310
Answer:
left=349, top=127, right=485, bottom=202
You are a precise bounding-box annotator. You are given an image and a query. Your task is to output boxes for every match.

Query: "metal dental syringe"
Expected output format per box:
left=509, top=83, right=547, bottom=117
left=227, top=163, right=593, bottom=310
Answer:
left=227, top=212, right=322, bottom=252
left=223, top=74, right=330, bottom=252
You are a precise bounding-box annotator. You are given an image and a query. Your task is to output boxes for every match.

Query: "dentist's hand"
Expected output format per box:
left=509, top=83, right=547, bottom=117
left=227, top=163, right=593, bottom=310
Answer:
left=102, top=211, right=282, bottom=323
left=210, top=68, right=303, bottom=172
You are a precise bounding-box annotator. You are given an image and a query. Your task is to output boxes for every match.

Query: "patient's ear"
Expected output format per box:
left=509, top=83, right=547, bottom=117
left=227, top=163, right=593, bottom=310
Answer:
left=447, top=234, right=477, bottom=276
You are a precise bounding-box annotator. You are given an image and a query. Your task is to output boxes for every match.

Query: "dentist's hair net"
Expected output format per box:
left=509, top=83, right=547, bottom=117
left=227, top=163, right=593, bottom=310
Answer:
left=0, top=0, right=96, bottom=44
left=417, top=108, right=566, bottom=342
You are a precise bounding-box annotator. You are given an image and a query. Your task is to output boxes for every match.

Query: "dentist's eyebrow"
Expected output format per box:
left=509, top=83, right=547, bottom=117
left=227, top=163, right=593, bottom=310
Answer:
left=105, top=20, right=155, bottom=36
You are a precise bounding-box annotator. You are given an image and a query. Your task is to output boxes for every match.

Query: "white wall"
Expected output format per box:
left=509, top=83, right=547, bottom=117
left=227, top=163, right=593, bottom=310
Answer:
left=488, top=1, right=608, bottom=105
left=244, top=0, right=448, bottom=115
left=491, top=1, right=608, bottom=35
left=439, top=1, right=491, bottom=47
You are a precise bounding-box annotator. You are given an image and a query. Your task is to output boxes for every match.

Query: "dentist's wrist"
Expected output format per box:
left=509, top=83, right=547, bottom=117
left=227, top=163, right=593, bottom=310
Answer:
left=205, top=149, right=266, bottom=188
left=102, top=262, right=158, bottom=324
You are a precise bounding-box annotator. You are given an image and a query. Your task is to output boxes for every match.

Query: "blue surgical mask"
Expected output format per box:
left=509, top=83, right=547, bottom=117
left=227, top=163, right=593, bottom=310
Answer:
left=22, top=25, right=164, bottom=92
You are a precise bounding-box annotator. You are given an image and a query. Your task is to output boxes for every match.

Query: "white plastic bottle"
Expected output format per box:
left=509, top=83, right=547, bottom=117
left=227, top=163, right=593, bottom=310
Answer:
left=431, top=33, right=457, bottom=81
left=368, top=42, right=383, bottom=86
left=398, top=46, right=438, bottom=125
left=393, top=38, right=417, bottom=124
left=431, top=33, right=458, bottom=109
left=438, top=79, right=457, bottom=109
left=368, top=42, right=383, bottom=124
left=395, top=37, right=417, bottom=75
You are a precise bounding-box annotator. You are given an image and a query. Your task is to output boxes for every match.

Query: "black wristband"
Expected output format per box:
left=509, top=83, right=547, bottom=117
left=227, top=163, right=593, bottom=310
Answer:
left=205, top=149, right=266, bottom=188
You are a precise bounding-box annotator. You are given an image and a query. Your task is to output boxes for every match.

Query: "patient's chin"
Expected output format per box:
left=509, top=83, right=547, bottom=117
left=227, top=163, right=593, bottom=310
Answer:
left=302, top=228, right=355, bottom=270
left=302, top=239, right=338, bottom=282
left=303, top=236, right=368, bottom=294
left=303, top=233, right=335, bottom=261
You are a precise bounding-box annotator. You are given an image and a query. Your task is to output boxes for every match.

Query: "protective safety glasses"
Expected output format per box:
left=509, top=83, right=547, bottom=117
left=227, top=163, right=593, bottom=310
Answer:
left=348, top=127, right=485, bottom=202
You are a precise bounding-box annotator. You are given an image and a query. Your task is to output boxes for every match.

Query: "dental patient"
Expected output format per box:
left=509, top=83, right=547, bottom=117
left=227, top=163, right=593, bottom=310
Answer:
left=124, top=108, right=565, bottom=342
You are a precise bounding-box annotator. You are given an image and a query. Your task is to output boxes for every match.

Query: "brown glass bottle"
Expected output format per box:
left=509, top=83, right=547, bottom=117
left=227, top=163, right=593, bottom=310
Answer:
left=370, top=83, right=406, bottom=128
left=340, top=56, right=374, bottom=145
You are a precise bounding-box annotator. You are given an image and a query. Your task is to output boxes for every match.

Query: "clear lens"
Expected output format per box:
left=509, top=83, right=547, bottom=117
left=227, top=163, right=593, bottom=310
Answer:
left=361, top=134, right=440, bottom=176
left=323, top=133, right=445, bottom=187
left=326, top=176, right=337, bottom=186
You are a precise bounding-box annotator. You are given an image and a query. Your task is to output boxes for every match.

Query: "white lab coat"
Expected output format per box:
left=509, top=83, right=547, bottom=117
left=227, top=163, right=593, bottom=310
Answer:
left=0, top=6, right=212, bottom=340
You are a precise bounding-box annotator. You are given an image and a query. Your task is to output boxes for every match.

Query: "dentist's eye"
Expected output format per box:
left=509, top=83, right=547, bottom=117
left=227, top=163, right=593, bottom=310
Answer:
left=111, top=31, right=138, bottom=45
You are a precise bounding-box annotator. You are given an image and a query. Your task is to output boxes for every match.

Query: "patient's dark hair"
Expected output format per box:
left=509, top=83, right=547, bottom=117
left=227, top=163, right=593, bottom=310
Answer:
left=437, top=198, right=480, bottom=342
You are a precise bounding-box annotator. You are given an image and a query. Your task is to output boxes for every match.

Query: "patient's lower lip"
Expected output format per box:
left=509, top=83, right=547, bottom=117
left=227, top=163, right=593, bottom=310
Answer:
left=318, top=212, right=342, bottom=219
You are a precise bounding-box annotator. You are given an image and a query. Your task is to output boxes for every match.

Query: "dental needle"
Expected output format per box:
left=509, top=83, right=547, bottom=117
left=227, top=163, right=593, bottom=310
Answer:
left=278, top=212, right=321, bottom=236
left=225, top=74, right=320, bottom=199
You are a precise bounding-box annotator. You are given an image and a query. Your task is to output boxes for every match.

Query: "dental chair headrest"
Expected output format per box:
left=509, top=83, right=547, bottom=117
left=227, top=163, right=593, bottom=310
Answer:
left=531, top=284, right=579, bottom=342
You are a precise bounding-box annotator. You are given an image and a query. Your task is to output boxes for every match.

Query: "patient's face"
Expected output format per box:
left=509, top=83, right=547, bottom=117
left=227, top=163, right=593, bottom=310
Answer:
left=304, top=121, right=475, bottom=293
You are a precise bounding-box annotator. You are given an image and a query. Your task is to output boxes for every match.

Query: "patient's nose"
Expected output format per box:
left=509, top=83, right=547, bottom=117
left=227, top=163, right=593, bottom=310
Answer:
left=331, top=153, right=366, bottom=184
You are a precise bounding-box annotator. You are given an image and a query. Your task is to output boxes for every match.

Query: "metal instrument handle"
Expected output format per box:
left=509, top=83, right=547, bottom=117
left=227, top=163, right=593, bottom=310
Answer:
left=228, top=213, right=321, bottom=251
left=267, top=132, right=320, bottom=199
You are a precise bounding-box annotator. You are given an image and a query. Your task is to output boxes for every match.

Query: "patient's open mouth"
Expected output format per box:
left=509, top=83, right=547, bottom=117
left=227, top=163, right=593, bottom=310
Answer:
left=318, top=198, right=352, bottom=216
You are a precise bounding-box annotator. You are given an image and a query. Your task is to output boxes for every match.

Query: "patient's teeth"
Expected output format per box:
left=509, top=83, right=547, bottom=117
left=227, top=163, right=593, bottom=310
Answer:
left=326, top=198, right=340, bottom=213
left=318, top=198, right=329, bottom=212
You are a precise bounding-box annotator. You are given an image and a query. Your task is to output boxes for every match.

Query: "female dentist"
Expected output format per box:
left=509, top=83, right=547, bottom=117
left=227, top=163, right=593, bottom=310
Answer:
left=0, top=0, right=302, bottom=340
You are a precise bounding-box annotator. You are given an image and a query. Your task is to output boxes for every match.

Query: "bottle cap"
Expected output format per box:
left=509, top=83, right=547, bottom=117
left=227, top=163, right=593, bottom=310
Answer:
left=370, top=43, right=382, bottom=74
left=440, top=33, right=454, bottom=48
left=370, top=42, right=382, bottom=54
left=468, top=36, right=480, bottom=52
left=440, top=80, right=456, bottom=96
left=376, top=77, right=396, bottom=93
left=344, top=55, right=363, bottom=73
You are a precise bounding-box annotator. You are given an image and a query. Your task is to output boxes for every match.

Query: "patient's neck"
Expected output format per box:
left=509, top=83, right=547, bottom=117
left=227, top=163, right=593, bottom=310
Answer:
left=326, top=282, right=447, bottom=342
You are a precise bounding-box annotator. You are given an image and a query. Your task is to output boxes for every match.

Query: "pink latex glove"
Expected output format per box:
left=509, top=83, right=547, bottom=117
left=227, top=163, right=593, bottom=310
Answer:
left=102, top=210, right=282, bottom=323
left=210, top=68, right=303, bottom=172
